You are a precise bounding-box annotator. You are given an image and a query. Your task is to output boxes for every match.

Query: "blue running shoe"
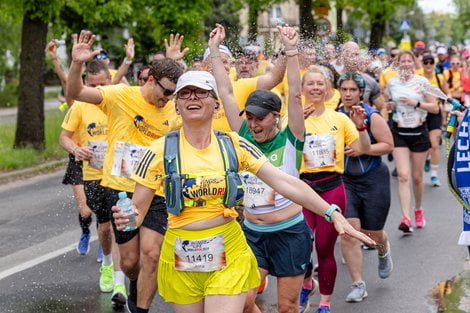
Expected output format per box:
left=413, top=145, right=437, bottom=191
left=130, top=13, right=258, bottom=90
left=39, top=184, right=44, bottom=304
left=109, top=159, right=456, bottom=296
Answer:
left=424, top=159, right=430, bottom=172
left=77, top=232, right=90, bottom=255
left=97, top=244, right=103, bottom=263
left=299, top=279, right=318, bottom=313
left=317, top=306, right=330, bottom=313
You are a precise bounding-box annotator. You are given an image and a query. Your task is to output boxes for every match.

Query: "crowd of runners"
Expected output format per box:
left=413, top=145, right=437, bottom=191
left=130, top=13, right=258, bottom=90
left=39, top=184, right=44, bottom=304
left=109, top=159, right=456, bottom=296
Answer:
left=44, top=22, right=470, bottom=313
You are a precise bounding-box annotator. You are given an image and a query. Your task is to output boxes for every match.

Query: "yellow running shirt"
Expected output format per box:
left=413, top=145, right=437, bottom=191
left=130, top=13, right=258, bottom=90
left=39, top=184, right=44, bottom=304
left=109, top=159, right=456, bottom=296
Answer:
left=213, top=77, right=259, bottom=132
left=132, top=128, right=268, bottom=228
left=62, top=101, right=108, bottom=181
left=97, top=84, right=180, bottom=193
left=301, top=108, right=358, bottom=174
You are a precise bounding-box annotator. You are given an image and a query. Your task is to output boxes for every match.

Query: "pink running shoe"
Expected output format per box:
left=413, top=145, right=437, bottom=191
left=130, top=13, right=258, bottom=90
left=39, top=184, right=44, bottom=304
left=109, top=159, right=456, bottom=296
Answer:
left=398, top=216, right=414, bottom=234
left=414, top=208, right=426, bottom=228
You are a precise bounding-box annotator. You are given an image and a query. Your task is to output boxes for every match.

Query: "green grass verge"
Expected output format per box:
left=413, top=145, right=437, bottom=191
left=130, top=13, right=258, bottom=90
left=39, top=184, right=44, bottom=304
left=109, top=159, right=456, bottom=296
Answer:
left=0, top=110, right=67, bottom=171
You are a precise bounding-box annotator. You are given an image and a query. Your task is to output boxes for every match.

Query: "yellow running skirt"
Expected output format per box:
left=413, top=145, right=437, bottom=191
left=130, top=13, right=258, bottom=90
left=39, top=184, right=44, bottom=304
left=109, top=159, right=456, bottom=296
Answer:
left=158, top=219, right=260, bottom=304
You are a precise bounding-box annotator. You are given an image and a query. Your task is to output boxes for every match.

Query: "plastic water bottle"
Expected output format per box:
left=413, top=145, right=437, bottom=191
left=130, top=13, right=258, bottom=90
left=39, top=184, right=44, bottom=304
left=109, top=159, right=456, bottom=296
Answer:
left=116, top=192, right=136, bottom=231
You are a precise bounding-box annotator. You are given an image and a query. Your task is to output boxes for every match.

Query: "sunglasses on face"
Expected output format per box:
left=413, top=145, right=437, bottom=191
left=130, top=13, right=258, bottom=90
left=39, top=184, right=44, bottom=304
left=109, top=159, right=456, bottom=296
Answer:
left=95, top=54, right=109, bottom=60
left=156, top=80, right=175, bottom=97
left=451, top=62, right=461, bottom=65
left=423, top=61, right=434, bottom=65
left=177, top=89, right=211, bottom=100
left=390, top=54, right=398, bottom=58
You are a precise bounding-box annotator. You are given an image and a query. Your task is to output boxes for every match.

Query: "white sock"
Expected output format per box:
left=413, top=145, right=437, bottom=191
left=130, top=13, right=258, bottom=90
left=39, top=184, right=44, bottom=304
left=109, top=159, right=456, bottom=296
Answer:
left=103, top=254, right=113, bottom=266
left=114, top=271, right=125, bottom=285
left=431, top=164, right=439, bottom=177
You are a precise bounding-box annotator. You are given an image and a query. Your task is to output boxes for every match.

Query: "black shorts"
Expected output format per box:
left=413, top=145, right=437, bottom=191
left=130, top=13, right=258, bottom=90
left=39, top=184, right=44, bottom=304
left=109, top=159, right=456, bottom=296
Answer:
left=62, top=154, right=83, bottom=185
left=343, top=163, right=391, bottom=231
left=242, top=218, right=313, bottom=277
left=104, top=187, right=168, bottom=244
left=84, top=180, right=110, bottom=224
left=391, top=123, right=431, bottom=153
left=426, top=109, right=443, bottom=131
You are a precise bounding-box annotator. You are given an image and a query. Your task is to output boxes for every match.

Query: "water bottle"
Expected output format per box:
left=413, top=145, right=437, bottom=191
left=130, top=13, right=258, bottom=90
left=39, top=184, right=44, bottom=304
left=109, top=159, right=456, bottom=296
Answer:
left=116, top=192, right=137, bottom=231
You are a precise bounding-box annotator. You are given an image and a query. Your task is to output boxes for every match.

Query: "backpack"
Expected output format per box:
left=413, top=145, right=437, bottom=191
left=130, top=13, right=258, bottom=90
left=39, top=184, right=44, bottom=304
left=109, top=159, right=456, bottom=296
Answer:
left=163, top=130, right=244, bottom=216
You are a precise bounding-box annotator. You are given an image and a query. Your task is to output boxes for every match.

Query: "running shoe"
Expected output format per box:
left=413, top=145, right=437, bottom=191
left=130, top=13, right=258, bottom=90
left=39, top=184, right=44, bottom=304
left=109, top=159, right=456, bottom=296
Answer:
left=257, top=276, right=268, bottom=294
left=431, top=176, right=441, bottom=187
left=424, top=159, right=430, bottom=172
left=126, top=298, right=137, bottom=313
left=414, top=208, right=426, bottom=228
left=345, top=281, right=368, bottom=302
left=391, top=168, right=397, bottom=177
left=99, top=263, right=114, bottom=292
left=97, top=244, right=103, bottom=263
left=76, top=232, right=90, bottom=255
left=378, top=242, right=393, bottom=279
left=299, top=279, right=318, bottom=313
left=398, top=217, right=413, bottom=234
left=126, top=280, right=137, bottom=313
left=111, top=283, right=127, bottom=307
left=316, top=306, right=331, bottom=313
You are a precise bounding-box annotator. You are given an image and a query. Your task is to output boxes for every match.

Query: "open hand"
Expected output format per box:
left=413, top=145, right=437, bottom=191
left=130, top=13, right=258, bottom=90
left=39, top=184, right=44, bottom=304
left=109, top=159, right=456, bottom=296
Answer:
left=164, top=33, right=189, bottom=61
left=71, top=30, right=100, bottom=63
left=331, top=211, right=376, bottom=247
left=350, top=105, right=367, bottom=127
left=125, top=38, right=135, bottom=61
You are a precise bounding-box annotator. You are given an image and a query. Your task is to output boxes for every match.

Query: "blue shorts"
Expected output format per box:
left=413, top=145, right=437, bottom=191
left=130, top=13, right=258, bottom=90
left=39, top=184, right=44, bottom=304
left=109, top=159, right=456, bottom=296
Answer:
left=242, top=214, right=313, bottom=277
left=343, top=163, right=391, bottom=230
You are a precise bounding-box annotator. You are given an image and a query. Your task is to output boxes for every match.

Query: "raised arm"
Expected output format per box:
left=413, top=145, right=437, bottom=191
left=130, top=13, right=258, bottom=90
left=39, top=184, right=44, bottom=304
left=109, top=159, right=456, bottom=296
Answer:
left=46, top=40, right=68, bottom=88
left=66, top=30, right=104, bottom=104
left=111, top=38, right=134, bottom=85
left=278, top=25, right=303, bottom=140
left=256, top=34, right=287, bottom=90
left=209, top=24, right=243, bottom=132
left=255, top=161, right=376, bottom=245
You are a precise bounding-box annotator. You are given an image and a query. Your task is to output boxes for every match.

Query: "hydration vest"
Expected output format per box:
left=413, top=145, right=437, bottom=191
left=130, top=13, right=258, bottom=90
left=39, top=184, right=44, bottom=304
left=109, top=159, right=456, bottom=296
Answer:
left=163, top=130, right=244, bottom=216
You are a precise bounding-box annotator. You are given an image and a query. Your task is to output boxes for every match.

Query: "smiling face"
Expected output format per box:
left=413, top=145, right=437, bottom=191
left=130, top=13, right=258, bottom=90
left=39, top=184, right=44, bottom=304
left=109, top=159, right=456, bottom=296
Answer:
left=245, top=111, right=279, bottom=143
left=302, top=71, right=328, bottom=104
left=175, top=86, right=217, bottom=123
left=339, top=79, right=362, bottom=109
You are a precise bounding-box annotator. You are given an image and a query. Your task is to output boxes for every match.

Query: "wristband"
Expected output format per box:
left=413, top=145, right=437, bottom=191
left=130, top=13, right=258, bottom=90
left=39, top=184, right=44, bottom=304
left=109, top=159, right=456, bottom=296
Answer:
left=324, top=204, right=341, bottom=223
left=210, top=53, right=221, bottom=59
left=124, top=58, right=133, bottom=65
left=356, top=124, right=368, bottom=132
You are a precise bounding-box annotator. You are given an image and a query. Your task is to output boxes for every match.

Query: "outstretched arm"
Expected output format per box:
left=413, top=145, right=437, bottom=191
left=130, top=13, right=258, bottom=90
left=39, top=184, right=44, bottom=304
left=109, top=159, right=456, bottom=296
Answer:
left=209, top=24, right=243, bottom=132
left=66, top=30, right=103, bottom=104
left=46, top=40, right=68, bottom=89
left=256, top=161, right=376, bottom=245
left=111, top=38, right=134, bottom=85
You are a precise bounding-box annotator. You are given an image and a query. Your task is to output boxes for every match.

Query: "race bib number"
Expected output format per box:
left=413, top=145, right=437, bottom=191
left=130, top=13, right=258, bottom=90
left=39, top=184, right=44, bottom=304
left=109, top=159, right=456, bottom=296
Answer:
left=303, top=134, right=336, bottom=169
left=396, top=105, right=422, bottom=128
left=88, top=140, right=107, bottom=170
left=111, top=141, right=148, bottom=178
left=240, top=172, right=275, bottom=209
left=174, top=235, right=226, bottom=272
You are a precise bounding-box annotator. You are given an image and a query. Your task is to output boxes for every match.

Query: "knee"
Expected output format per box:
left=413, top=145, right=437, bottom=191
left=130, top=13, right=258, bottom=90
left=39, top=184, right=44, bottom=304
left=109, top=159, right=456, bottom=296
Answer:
left=120, top=253, right=139, bottom=275
left=141, top=248, right=160, bottom=273
left=397, top=172, right=409, bottom=184
left=98, top=222, right=112, bottom=235
left=412, top=175, right=423, bottom=185
left=278, top=298, right=298, bottom=313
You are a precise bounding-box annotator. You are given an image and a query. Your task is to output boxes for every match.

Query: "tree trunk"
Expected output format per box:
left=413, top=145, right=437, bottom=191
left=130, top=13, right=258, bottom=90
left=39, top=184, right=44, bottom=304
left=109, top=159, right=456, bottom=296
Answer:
left=248, top=6, right=258, bottom=42
left=14, top=12, right=47, bottom=150
left=369, top=20, right=385, bottom=49
left=298, top=0, right=315, bottom=40
left=336, top=7, right=343, bottom=30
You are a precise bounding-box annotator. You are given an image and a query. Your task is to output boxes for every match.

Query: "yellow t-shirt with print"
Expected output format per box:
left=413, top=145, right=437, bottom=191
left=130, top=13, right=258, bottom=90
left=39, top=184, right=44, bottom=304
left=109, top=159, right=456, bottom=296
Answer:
left=213, top=77, right=259, bottom=132
left=325, top=88, right=341, bottom=110
left=301, top=108, right=359, bottom=174
left=132, top=128, right=268, bottom=229
left=62, top=101, right=108, bottom=181
left=97, top=84, right=180, bottom=193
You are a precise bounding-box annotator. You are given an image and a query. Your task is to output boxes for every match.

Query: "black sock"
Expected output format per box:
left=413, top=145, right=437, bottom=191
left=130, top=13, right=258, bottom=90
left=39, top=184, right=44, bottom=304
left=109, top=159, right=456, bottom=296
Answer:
left=78, top=213, right=92, bottom=234
left=136, top=308, right=149, bottom=313
left=129, top=279, right=138, bottom=303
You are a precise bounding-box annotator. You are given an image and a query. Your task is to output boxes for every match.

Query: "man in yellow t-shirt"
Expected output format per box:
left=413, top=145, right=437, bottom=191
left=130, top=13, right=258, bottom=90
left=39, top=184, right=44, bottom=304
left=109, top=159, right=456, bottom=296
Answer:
left=66, top=30, right=184, bottom=313
left=60, top=60, right=130, bottom=306
left=202, top=45, right=287, bottom=132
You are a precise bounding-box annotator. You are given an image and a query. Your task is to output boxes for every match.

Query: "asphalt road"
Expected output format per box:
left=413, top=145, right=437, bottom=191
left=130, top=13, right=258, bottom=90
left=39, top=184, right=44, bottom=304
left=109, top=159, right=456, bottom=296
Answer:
left=0, top=156, right=468, bottom=313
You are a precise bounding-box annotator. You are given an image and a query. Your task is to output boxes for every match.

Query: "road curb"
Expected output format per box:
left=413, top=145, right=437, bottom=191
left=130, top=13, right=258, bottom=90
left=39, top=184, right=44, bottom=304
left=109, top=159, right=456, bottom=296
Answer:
left=0, top=158, right=67, bottom=185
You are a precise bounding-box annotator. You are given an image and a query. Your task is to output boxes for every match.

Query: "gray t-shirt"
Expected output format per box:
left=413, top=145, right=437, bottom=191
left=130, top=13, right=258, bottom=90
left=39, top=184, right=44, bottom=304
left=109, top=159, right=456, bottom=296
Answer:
left=361, top=72, right=381, bottom=105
